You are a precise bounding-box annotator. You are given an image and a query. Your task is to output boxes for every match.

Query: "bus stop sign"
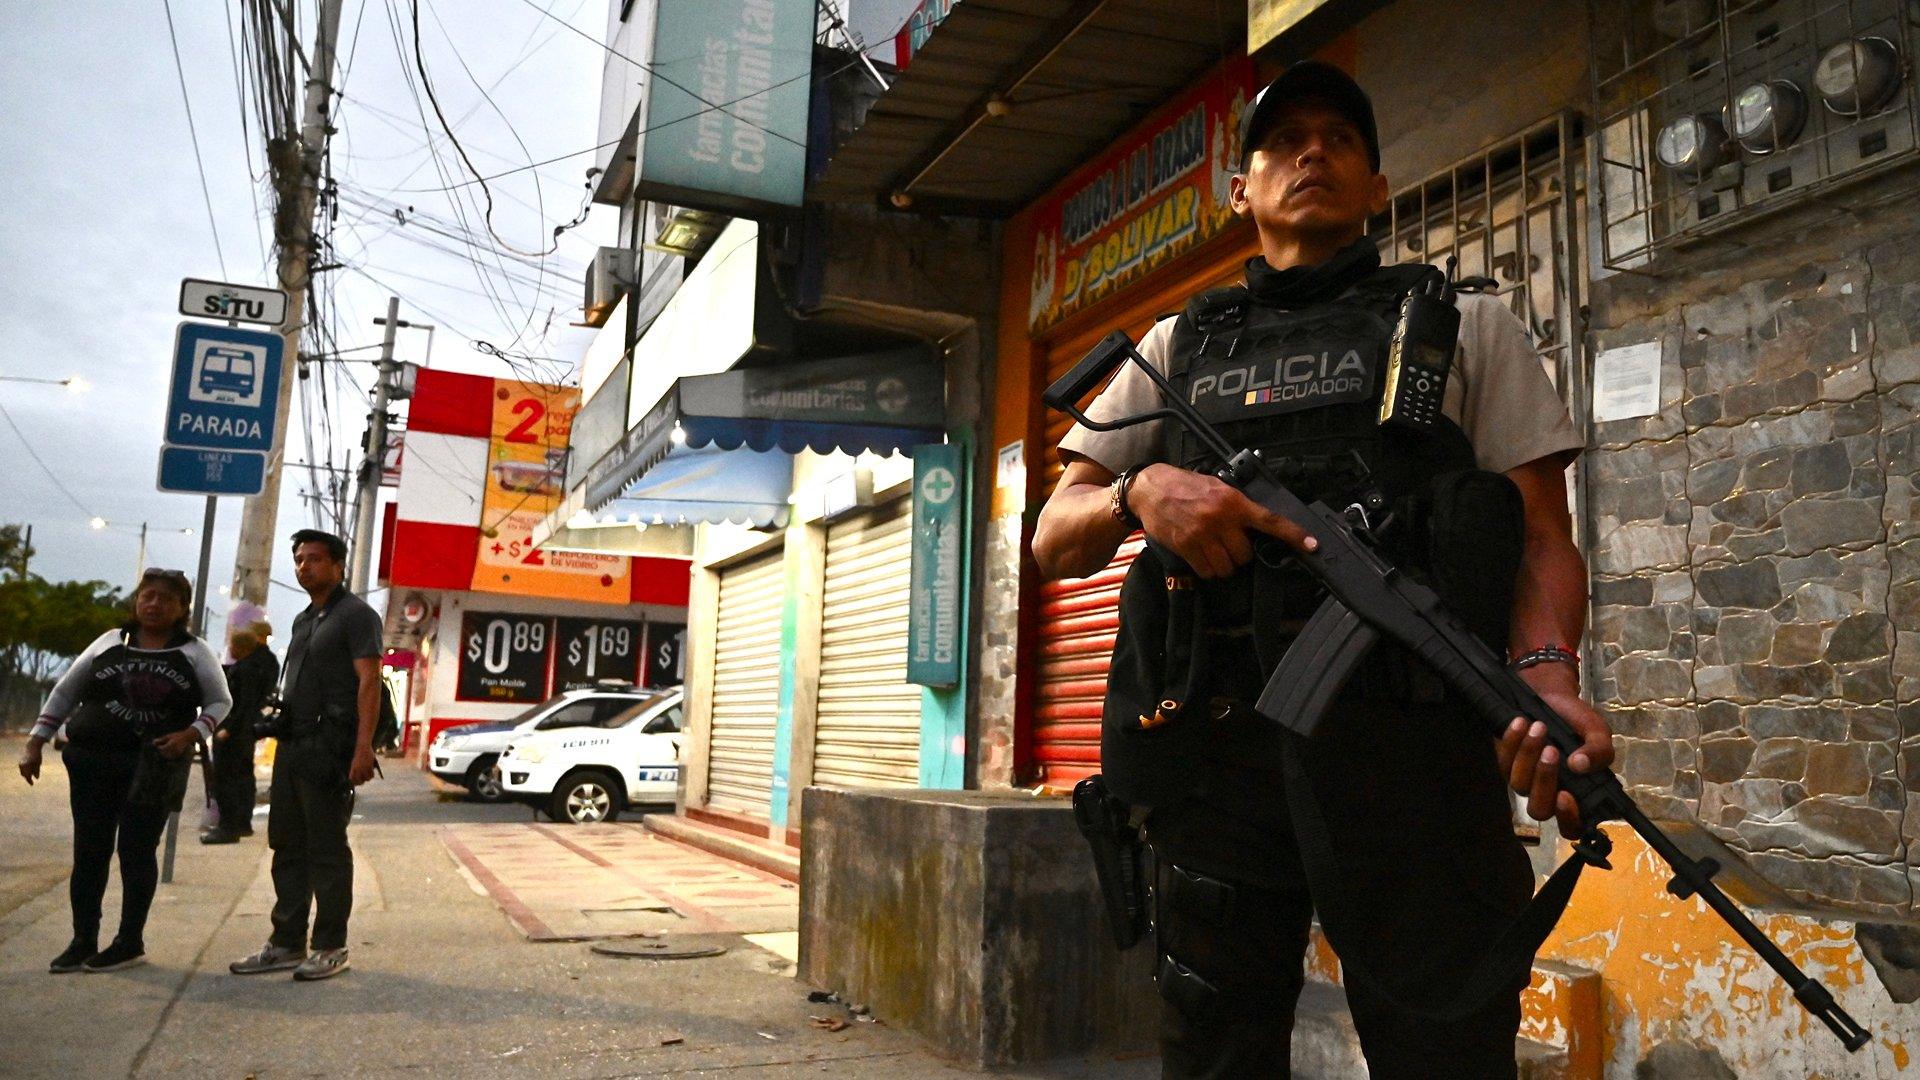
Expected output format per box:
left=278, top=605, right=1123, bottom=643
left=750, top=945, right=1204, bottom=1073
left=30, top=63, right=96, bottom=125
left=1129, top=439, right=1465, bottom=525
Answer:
left=164, top=322, right=284, bottom=452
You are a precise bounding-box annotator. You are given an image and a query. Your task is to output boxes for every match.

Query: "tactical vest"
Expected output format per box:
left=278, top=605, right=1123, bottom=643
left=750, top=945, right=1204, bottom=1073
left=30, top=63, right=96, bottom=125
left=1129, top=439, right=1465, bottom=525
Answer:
left=1100, top=265, right=1527, bottom=808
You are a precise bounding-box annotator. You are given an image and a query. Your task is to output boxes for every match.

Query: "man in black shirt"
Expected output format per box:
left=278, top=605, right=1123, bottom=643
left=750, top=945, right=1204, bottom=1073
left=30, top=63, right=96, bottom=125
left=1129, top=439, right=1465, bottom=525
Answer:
left=230, top=529, right=384, bottom=982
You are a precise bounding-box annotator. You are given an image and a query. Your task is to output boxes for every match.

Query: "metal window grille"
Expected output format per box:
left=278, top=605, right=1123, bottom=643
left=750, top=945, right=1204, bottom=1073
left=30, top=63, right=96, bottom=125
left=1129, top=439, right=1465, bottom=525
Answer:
left=1591, top=0, right=1920, bottom=270
left=1369, top=112, right=1589, bottom=417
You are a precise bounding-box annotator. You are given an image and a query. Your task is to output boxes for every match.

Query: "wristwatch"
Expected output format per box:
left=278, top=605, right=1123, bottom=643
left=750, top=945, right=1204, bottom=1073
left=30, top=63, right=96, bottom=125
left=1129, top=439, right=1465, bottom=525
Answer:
left=1109, top=467, right=1143, bottom=529
left=1511, top=643, right=1580, bottom=672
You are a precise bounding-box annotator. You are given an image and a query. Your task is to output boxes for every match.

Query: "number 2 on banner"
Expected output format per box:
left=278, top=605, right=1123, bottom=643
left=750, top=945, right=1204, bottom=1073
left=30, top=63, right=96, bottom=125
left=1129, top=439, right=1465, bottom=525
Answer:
left=505, top=398, right=545, bottom=443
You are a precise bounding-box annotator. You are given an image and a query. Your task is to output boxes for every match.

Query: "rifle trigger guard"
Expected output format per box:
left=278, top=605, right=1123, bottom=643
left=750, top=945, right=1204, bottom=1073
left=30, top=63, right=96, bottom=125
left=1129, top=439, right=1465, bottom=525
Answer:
left=1570, top=830, right=1614, bottom=871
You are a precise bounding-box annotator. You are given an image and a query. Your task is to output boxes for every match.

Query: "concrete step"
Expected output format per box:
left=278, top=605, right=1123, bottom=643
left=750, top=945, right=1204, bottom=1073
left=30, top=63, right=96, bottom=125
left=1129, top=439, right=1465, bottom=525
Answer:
left=1291, top=980, right=1572, bottom=1079
left=1301, top=925, right=1603, bottom=1080
left=643, top=811, right=801, bottom=882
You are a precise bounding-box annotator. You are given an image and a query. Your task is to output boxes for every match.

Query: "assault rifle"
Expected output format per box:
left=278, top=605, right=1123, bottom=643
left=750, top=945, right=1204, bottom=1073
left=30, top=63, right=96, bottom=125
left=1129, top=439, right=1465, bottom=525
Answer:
left=1046, top=329, right=1872, bottom=1052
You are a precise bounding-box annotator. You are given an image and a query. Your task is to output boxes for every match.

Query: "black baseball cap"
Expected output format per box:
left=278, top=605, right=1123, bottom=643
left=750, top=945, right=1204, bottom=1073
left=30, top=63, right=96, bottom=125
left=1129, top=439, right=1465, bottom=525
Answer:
left=1238, top=61, right=1381, bottom=172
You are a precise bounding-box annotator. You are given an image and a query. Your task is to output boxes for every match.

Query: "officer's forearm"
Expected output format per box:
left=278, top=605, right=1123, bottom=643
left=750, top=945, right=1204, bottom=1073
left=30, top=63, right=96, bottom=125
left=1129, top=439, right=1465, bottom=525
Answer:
left=1509, top=529, right=1588, bottom=693
left=1034, top=482, right=1132, bottom=581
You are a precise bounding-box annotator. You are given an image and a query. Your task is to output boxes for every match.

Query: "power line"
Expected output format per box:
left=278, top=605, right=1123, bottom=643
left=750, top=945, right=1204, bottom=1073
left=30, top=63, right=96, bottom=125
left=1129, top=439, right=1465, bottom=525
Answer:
left=162, top=0, right=231, bottom=278
left=0, top=400, right=96, bottom=519
left=408, top=0, right=553, bottom=258
left=377, top=0, right=537, bottom=349
left=381, top=32, right=892, bottom=197
left=509, top=0, right=805, bottom=151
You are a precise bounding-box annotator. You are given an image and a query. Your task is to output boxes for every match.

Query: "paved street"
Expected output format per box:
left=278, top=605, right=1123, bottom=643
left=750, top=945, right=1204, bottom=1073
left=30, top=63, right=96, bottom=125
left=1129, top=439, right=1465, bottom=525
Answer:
left=0, top=736, right=1152, bottom=1078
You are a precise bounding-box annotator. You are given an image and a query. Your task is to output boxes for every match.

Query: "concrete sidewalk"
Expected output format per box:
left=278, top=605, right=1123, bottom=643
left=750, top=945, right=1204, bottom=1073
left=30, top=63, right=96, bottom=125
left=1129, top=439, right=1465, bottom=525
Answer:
left=0, top=749, right=1152, bottom=1078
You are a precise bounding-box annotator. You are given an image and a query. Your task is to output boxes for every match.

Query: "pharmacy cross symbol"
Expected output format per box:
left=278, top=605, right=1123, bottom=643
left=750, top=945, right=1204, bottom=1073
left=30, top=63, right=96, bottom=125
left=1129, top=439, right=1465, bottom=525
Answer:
left=920, top=466, right=957, bottom=506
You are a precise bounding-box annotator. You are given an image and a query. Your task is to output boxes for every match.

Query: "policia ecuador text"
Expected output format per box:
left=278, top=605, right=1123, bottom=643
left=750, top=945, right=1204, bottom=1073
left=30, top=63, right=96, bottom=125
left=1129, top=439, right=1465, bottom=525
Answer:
left=1034, top=61, right=1868, bottom=1077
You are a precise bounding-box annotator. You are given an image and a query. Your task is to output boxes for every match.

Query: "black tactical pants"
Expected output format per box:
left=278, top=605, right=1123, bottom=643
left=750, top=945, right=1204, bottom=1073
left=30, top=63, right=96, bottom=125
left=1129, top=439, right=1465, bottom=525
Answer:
left=267, top=735, right=355, bottom=951
left=1143, top=743, right=1534, bottom=1080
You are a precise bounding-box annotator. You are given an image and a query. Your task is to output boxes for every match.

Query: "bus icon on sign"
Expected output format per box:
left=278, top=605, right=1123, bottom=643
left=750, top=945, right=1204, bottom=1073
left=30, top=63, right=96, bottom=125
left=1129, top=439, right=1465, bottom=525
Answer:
left=188, top=342, right=265, bottom=407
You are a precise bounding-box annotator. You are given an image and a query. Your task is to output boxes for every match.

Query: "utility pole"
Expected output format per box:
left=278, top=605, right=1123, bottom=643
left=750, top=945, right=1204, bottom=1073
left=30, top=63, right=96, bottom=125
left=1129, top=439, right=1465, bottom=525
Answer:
left=349, top=296, right=400, bottom=593
left=230, top=0, right=346, bottom=607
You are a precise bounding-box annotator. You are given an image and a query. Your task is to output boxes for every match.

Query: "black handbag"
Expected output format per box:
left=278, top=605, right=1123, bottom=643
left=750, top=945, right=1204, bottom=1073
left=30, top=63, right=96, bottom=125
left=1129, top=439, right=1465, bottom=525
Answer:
left=126, top=742, right=193, bottom=812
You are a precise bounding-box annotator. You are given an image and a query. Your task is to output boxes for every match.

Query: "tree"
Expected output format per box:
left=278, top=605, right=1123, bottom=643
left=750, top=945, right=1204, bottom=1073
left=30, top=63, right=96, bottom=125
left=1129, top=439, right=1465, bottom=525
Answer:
left=0, top=525, right=126, bottom=724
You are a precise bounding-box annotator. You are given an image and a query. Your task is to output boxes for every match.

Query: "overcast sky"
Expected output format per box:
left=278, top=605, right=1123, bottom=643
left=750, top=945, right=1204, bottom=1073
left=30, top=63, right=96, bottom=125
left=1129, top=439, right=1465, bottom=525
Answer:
left=0, top=0, right=618, bottom=647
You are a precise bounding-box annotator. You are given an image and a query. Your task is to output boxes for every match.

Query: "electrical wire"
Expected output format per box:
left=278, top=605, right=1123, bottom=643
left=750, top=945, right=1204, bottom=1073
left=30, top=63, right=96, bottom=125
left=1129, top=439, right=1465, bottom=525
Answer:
left=412, top=0, right=575, bottom=259
left=510, top=0, right=805, bottom=150
left=379, top=0, right=539, bottom=350
left=0, top=400, right=97, bottom=519
left=224, top=0, right=272, bottom=272
left=162, top=0, right=232, bottom=278
left=384, top=30, right=896, bottom=197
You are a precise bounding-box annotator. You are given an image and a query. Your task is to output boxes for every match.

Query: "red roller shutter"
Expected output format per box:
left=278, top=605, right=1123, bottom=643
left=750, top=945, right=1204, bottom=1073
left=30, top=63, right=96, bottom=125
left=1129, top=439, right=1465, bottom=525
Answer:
left=1032, top=536, right=1143, bottom=783
left=1024, top=235, right=1257, bottom=786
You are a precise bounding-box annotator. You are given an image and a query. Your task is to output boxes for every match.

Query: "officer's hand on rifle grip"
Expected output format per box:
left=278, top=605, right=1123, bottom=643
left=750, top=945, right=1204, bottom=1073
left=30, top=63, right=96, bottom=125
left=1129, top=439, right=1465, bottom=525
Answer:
left=1496, top=681, right=1614, bottom=836
left=1132, top=464, right=1317, bottom=579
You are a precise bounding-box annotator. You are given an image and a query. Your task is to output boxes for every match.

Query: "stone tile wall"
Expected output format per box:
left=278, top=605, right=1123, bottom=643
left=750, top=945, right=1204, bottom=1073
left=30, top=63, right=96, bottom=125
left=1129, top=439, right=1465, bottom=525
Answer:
left=1586, top=191, right=1918, bottom=919
left=974, top=511, right=1023, bottom=789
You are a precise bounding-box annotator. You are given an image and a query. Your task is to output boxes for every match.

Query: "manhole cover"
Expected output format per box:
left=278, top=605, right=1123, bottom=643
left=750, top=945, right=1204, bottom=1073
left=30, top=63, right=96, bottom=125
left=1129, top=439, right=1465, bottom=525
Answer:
left=590, top=940, right=728, bottom=960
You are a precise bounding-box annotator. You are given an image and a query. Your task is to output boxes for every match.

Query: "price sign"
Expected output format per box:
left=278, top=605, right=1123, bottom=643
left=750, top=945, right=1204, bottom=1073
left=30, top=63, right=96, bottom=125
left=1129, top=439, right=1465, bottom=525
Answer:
left=644, top=622, right=686, bottom=688
left=456, top=612, right=552, bottom=703
left=553, top=617, right=643, bottom=691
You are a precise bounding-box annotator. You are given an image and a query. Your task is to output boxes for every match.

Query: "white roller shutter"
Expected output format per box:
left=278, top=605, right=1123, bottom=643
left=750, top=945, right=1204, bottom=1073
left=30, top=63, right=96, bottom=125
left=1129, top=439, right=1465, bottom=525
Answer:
left=812, top=497, right=920, bottom=788
left=705, top=550, right=785, bottom=817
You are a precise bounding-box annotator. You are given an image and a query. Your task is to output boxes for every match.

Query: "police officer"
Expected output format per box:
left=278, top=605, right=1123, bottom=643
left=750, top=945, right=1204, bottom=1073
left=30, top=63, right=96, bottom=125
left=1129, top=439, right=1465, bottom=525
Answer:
left=1034, top=62, right=1613, bottom=1078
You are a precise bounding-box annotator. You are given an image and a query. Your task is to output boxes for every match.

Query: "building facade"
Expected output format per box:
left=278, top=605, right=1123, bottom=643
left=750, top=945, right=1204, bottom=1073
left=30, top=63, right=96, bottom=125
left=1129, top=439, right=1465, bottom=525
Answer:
left=535, top=0, right=1001, bottom=852
left=383, top=367, right=690, bottom=758
left=805, top=0, right=1920, bottom=1074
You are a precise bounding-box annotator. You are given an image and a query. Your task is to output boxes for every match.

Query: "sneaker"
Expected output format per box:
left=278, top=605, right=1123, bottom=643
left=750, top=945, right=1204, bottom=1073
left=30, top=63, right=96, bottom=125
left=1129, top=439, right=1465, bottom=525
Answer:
left=50, top=939, right=97, bottom=973
left=293, top=947, right=350, bottom=981
left=199, top=829, right=241, bottom=845
left=229, top=944, right=307, bottom=975
left=82, top=939, right=146, bottom=972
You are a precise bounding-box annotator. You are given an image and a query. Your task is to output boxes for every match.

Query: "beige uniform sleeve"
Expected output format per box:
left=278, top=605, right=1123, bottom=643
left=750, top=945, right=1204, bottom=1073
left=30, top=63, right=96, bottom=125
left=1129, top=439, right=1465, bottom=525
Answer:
left=1055, top=319, right=1178, bottom=476
left=1443, top=292, right=1584, bottom=474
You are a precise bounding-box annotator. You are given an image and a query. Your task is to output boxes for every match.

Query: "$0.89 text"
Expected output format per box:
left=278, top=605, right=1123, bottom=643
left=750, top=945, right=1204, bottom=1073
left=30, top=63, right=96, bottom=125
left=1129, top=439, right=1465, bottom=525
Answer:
left=466, top=619, right=547, bottom=675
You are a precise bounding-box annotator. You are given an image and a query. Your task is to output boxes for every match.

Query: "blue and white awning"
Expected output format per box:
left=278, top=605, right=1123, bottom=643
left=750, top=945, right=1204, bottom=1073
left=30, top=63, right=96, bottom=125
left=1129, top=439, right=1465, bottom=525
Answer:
left=577, top=347, right=946, bottom=529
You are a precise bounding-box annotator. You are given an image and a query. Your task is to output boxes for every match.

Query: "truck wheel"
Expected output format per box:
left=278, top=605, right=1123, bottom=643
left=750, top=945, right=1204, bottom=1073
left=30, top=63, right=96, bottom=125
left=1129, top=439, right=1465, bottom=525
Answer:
left=550, top=770, right=622, bottom=824
left=466, top=756, right=505, bottom=803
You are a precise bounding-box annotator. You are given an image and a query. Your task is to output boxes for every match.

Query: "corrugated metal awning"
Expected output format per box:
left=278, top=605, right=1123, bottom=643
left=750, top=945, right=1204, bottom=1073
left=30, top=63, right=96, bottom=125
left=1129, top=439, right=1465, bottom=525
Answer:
left=814, top=0, right=1246, bottom=216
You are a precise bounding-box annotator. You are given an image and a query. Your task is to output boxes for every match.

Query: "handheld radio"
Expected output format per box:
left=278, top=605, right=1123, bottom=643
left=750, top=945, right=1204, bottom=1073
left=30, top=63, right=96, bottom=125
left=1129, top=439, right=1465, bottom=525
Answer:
left=1379, top=272, right=1457, bottom=433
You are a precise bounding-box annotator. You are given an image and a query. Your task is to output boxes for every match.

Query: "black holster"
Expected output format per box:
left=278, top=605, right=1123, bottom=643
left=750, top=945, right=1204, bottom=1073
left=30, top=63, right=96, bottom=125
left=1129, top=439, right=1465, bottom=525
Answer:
left=1073, top=774, right=1148, bottom=950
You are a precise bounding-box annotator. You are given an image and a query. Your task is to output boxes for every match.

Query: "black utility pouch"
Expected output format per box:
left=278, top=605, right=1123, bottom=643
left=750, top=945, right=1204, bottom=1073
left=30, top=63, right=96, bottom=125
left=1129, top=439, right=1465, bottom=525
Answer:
left=1104, top=540, right=1217, bottom=736
left=1100, top=542, right=1235, bottom=806
left=1424, top=469, right=1525, bottom=653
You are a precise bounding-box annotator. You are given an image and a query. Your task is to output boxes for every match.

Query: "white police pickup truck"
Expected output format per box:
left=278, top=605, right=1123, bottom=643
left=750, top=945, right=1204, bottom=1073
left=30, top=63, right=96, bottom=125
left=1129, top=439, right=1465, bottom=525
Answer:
left=499, top=689, right=684, bottom=824
left=428, top=685, right=655, bottom=802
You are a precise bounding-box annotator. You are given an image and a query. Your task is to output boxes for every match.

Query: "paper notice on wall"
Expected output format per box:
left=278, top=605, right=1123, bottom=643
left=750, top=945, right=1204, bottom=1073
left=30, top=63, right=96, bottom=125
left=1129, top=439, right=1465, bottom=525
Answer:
left=1591, top=341, right=1664, bottom=423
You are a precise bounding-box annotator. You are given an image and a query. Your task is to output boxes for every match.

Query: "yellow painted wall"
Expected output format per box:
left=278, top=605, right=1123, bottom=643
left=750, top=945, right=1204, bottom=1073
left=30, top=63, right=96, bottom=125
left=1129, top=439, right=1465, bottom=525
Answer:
left=1537, top=832, right=1916, bottom=1077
